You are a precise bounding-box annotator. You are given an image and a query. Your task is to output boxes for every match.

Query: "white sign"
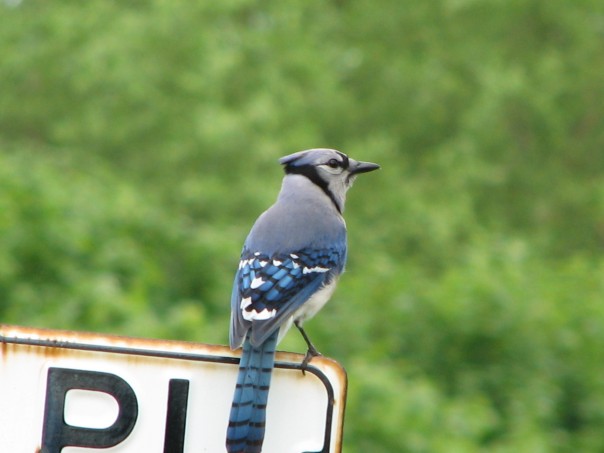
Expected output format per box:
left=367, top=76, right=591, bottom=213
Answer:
left=0, top=324, right=347, bottom=453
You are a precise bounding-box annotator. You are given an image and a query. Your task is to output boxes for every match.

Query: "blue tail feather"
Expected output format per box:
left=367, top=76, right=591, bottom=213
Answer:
left=226, top=330, right=278, bottom=453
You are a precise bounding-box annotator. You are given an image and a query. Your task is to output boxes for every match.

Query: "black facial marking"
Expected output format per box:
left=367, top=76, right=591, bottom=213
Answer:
left=284, top=163, right=342, bottom=214
left=335, top=151, right=349, bottom=169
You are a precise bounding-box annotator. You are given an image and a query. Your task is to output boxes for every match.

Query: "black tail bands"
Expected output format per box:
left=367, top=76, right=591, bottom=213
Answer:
left=226, top=330, right=279, bottom=453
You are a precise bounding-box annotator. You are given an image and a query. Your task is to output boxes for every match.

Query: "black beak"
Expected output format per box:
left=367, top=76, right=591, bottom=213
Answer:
left=350, top=159, right=380, bottom=175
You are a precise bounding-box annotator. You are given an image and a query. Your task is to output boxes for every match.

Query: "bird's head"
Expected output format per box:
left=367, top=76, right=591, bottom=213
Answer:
left=279, top=148, right=380, bottom=213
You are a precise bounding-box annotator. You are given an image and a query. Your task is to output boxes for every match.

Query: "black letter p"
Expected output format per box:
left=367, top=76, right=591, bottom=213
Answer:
left=41, top=367, right=138, bottom=453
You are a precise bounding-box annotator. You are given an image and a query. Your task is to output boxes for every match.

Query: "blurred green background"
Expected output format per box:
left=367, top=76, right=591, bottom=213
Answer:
left=2, top=0, right=604, bottom=451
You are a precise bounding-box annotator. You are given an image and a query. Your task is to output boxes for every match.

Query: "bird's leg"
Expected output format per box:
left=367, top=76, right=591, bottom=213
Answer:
left=295, top=321, right=322, bottom=374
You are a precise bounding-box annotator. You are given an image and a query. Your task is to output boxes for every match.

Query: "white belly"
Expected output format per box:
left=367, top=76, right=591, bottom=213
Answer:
left=277, top=279, right=338, bottom=343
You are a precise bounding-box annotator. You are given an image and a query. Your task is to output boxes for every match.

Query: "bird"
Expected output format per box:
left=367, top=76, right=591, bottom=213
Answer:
left=226, top=148, right=380, bottom=453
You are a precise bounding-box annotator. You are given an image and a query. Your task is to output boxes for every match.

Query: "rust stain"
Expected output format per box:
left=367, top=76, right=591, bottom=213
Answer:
left=1, top=341, right=77, bottom=360
left=0, top=323, right=235, bottom=357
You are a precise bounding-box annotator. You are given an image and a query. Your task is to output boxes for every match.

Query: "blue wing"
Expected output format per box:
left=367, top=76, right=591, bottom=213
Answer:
left=230, top=246, right=345, bottom=348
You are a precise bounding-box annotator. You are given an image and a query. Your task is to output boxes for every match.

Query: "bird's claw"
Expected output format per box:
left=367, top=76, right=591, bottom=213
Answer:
left=300, top=345, right=322, bottom=375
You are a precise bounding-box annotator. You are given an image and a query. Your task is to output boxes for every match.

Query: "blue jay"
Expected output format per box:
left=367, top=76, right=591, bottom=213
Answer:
left=226, top=148, right=379, bottom=453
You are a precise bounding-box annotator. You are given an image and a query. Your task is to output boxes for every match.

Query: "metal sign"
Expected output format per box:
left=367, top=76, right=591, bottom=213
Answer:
left=0, top=324, right=347, bottom=453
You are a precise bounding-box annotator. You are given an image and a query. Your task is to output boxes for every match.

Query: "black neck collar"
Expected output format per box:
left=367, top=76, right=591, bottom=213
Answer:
left=284, top=165, right=342, bottom=214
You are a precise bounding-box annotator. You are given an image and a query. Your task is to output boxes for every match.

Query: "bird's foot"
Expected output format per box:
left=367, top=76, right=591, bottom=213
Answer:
left=295, top=320, right=323, bottom=374
left=301, top=344, right=322, bottom=375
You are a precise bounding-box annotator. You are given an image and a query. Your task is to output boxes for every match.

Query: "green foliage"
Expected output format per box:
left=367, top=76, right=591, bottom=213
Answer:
left=1, top=0, right=604, bottom=451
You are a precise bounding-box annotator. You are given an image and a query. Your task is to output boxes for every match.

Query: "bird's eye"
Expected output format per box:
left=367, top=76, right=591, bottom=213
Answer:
left=327, top=159, right=340, bottom=168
